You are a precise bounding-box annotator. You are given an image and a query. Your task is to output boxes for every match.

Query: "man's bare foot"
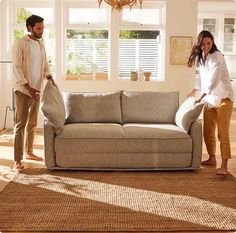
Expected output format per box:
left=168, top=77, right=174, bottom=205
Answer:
left=201, top=157, right=216, bottom=165
left=216, top=168, right=229, bottom=176
left=26, top=153, right=43, bottom=161
left=14, top=162, right=24, bottom=170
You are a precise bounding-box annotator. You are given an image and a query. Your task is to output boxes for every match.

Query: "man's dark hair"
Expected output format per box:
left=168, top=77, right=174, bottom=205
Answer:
left=26, top=15, right=44, bottom=31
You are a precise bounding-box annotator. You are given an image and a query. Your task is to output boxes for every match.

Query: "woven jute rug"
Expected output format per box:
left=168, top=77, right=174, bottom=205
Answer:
left=0, top=168, right=236, bottom=232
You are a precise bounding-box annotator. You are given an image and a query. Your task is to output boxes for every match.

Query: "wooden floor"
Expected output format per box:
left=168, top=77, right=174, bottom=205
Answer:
left=0, top=110, right=236, bottom=233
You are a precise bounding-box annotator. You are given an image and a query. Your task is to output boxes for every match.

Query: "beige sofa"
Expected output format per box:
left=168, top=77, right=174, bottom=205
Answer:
left=43, top=89, right=203, bottom=170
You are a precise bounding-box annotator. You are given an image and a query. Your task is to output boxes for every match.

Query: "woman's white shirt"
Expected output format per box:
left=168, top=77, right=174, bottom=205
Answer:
left=195, top=51, right=233, bottom=107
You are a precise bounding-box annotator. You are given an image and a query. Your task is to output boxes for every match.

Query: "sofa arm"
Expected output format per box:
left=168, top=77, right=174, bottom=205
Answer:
left=189, top=120, right=202, bottom=169
left=44, top=120, right=57, bottom=169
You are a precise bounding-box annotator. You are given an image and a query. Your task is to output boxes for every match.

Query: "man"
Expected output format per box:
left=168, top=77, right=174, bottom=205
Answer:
left=12, top=14, right=54, bottom=169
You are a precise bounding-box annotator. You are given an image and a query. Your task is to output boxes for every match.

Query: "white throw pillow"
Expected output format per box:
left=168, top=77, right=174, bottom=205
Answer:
left=40, top=81, right=65, bottom=135
left=175, top=97, right=204, bottom=133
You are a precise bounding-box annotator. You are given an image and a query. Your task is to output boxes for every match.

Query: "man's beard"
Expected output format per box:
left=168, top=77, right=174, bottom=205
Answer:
left=32, top=31, right=43, bottom=39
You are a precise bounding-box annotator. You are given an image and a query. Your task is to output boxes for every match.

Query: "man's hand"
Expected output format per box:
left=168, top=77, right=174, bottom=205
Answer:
left=47, top=75, right=56, bottom=86
left=28, top=87, right=40, bottom=101
left=24, top=83, right=40, bottom=101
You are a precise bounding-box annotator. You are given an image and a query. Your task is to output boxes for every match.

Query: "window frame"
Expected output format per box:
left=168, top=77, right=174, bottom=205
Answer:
left=64, top=0, right=165, bottom=81
left=9, top=0, right=56, bottom=75
left=7, top=0, right=166, bottom=82
left=118, top=2, right=165, bottom=80
left=64, top=1, right=110, bottom=80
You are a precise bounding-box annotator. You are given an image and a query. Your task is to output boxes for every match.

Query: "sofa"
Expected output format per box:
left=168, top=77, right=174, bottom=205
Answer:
left=41, top=83, right=204, bottom=170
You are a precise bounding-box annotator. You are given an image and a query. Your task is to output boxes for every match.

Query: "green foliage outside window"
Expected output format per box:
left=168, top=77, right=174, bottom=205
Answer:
left=67, top=30, right=108, bottom=39
left=120, top=30, right=160, bottom=39
left=14, top=8, right=56, bottom=73
left=16, top=8, right=32, bottom=23
left=13, top=29, right=25, bottom=41
left=66, top=30, right=108, bottom=76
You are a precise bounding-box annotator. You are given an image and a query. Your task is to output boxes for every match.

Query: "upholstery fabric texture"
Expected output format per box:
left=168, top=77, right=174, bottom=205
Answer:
left=175, top=97, right=204, bottom=132
left=40, top=81, right=65, bottom=135
left=43, top=91, right=203, bottom=170
left=55, top=151, right=192, bottom=169
left=64, top=91, right=122, bottom=124
left=122, top=91, right=179, bottom=123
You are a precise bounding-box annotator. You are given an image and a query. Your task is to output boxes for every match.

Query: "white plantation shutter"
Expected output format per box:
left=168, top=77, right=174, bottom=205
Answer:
left=95, top=39, right=109, bottom=72
left=119, top=39, right=159, bottom=79
left=66, top=38, right=108, bottom=73
left=119, top=40, right=136, bottom=77
left=139, top=39, right=159, bottom=77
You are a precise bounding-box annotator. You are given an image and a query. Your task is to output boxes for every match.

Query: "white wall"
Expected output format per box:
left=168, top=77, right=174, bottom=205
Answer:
left=0, top=0, right=198, bottom=129
left=0, top=0, right=13, bottom=130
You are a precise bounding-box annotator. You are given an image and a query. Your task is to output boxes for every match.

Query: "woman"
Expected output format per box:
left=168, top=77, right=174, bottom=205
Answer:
left=187, top=30, right=234, bottom=176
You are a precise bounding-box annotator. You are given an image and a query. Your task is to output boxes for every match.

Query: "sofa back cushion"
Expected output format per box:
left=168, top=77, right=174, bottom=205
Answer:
left=122, top=91, right=179, bottom=123
left=64, top=91, right=122, bottom=124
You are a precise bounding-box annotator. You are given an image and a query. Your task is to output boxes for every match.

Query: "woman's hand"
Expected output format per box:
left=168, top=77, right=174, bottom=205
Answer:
left=194, top=98, right=201, bottom=104
left=194, top=93, right=206, bottom=105
left=187, top=88, right=196, bottom=97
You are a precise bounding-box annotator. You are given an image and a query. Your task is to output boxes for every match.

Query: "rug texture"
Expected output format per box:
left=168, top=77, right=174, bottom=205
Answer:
left=0, top=168, right=236, bottom=231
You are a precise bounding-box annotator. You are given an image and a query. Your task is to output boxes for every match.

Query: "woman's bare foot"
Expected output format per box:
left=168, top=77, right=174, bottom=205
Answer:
left=201, top=156, right=216, bottom=165
left=14, top=162, right=24, bottom=170
left=216, top=159, right=229, bottom=176
left=216, top=168, right=229, bottom=176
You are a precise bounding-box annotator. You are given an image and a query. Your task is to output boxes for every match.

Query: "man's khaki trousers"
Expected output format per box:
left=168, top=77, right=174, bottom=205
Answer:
left=14, top=91, right=40, bottom=162
left=203, top=98, right=233, bottom=160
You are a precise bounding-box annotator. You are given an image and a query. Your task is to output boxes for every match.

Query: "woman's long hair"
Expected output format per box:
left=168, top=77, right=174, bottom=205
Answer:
left=187, top=30, right=218, bottom=67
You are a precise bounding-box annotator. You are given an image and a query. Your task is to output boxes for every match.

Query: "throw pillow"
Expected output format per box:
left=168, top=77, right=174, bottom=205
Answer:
left=40, top=81, right=65, bottom=135
left=175, top=97, right=204, bottom=133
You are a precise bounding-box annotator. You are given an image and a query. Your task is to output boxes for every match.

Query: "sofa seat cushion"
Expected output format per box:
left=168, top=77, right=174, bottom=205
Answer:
left=57, top=123, right=124, bottom=138
left=55, top=123, right=192, bottom=153
left=55, top=137, right=192, bottom=154
left=123, top=123, right=190, bottom=139
left=57, top=123, right=190, bottom=139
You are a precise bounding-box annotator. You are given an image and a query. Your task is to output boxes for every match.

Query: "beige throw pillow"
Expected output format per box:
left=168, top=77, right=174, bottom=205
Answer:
left=40, top=81, right=65, bottom=135
left=175, top=97, right=204, bottom=133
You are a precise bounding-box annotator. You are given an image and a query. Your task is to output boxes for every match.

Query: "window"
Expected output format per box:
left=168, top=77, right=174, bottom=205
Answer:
left=119, top=30, right=160, bottom=79
left=66, top=30, right=108, bottom=79
left=65, top=6, right=109, bottom=80
left=224, top=18, right=235, bottom=52
left=11, top=3, right=56, bottom=74
left=119, top=7, right=163, bottom=80
left=8, top=1, right=165, bottom=81
left=198, top=2, right=236, bottom=87
left=197, top=17, right=218, bottom=45
left=65, top=1, right=165, bottom=81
